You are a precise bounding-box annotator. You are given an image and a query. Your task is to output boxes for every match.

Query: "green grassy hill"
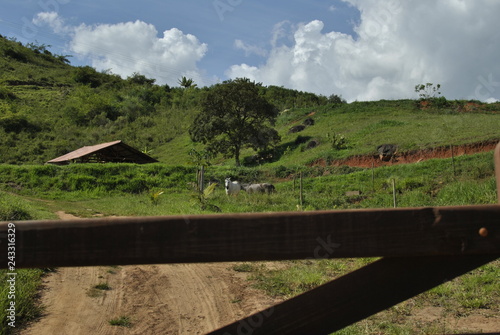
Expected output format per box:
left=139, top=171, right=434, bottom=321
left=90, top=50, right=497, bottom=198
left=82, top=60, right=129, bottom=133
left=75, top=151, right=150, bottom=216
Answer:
left=240, top=100, right=500, bottom=167
left=1, top=35, right=499, bottom=167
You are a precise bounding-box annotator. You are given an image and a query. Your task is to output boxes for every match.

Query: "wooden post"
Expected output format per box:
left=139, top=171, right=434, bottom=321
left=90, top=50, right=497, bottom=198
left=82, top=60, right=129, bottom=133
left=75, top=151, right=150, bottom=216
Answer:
left=371, top=162, right=375, bottom=192
left=392, top=179, right=397, bottom=208
left=451, top=145, right=456, bottom=176
left=299, top=172, right=304, bottom=208
left=495, top=142, right=500, bottom=203
left=199, top=165, right=205, bottom=193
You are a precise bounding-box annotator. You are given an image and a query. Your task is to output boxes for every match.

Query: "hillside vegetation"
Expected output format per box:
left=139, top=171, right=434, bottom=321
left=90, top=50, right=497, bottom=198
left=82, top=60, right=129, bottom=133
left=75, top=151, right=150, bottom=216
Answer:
left=1, top=35, right=499, bottom=335
left=1, top=35, right=499, bottom=166
left=0, top=35, right=330, bottom=165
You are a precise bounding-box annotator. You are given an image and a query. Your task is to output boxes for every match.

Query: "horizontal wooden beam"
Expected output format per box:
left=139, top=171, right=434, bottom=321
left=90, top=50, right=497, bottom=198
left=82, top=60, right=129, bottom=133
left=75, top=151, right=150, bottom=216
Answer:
left=1, top=205, right=499, bottom=268
left=210, top=254, right=499, bottom=335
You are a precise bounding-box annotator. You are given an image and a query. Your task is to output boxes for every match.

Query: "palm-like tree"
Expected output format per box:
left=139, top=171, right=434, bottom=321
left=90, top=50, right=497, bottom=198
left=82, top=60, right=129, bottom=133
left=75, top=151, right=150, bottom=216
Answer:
left=178, top=76, right=197, bottom=88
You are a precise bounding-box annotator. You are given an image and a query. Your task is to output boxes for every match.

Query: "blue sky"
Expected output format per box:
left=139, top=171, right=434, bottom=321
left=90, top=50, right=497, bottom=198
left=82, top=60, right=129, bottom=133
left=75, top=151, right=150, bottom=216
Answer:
left=1, top=1, right=500, bottom=102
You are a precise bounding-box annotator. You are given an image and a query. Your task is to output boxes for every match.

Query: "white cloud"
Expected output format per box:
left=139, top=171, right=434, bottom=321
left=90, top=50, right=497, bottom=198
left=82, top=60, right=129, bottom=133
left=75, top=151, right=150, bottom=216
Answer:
left=270, top=20, right=295, bottom=48
left=34, top=12, right=209, bottom=87
left=234, top=39, right=268, bottom=57
left=33, top=11, right=71, bottom=34
left=226, top=0, right=500, bottom=102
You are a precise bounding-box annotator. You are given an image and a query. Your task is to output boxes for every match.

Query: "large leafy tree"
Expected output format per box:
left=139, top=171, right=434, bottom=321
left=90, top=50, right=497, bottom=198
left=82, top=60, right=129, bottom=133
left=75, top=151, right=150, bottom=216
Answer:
left=189, top=78, right=280, bottom=166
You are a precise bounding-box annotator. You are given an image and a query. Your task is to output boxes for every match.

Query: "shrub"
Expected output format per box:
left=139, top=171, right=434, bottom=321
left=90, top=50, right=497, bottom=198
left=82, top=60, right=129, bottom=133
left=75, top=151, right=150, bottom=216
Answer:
left=273, top=165, right=295, bottom=179
left=3, top=46, right=29, bottom=62
left=73, top=66, right=102, bottom=88
left=331, top=133, right=348, bottom=150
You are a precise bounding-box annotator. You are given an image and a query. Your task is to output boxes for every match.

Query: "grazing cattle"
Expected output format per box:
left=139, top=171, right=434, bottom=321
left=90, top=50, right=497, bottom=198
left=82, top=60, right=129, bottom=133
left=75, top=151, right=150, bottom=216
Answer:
left=377, top=144, right=398, bottom=161
left=243, top=183, right=276, bottom=194
left=225, top=178, right=243, bottom=196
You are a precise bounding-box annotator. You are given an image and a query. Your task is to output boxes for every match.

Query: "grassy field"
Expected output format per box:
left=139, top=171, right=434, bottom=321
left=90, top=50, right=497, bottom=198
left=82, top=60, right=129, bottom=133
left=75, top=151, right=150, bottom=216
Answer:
left=1, top=150, right=494, bottom=215
left=0, top=149, right=498, bottom=334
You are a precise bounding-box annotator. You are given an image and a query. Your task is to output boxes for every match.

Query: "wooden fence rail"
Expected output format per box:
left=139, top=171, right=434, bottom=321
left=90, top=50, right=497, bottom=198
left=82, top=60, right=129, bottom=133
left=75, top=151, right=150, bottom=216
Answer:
left=0, top=205, right=499, bottom=269
left=1, top=142, right=499, bottom=334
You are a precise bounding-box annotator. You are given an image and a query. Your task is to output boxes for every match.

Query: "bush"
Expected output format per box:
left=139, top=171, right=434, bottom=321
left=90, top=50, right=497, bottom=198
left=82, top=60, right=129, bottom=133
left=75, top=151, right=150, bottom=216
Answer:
left=331, top=133, right=348, bottom=150
left=432, top=96, right=449, bottom=108
left=273, top=165, right=296, bottom=179
left=3, top=46, right=29, bottom=62
left=73, top=66, right=102, bottom=87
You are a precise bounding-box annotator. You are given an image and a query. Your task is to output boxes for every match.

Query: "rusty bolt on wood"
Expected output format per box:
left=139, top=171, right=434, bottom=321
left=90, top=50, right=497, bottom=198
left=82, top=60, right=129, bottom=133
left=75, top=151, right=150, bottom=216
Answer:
left=479, top=227, right=489, bottom=237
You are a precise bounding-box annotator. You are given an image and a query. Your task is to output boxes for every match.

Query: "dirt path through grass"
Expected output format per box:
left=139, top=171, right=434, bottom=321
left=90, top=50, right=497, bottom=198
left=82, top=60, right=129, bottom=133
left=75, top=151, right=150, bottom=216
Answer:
left=21, top=212, right=280, bottom=334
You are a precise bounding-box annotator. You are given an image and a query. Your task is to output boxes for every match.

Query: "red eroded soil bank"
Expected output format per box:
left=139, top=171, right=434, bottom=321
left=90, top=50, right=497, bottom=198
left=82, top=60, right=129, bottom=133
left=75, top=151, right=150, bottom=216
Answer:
left=312, top=140, right=499, bottom=168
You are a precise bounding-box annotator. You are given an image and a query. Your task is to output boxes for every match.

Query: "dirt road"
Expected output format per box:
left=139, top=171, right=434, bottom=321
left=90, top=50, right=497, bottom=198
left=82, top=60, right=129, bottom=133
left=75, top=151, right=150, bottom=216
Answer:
left=21, top=213, right=279, bottom=335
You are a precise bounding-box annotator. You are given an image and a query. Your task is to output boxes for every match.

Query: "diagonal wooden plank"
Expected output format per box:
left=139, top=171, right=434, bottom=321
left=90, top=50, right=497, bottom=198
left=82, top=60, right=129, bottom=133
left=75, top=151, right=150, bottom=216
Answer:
left=1, top=205, right=499, bottom=268
left=209, top=254, right=499, bottom=335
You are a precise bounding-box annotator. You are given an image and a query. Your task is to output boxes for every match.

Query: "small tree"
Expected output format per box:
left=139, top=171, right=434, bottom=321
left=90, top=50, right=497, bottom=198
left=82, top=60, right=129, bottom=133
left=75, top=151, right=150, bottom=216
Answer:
left=415, top=83, right=441, bottom=100
left=415, top=83, right=448, bottom=108
left=189, top=78, right=280, bottom=166
left=328, top=94, right=346, bottom=104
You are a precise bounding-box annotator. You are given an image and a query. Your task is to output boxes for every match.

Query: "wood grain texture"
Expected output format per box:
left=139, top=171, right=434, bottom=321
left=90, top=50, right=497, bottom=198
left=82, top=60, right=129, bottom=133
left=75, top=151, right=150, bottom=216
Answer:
left=1, top=205, right=499, bottom=268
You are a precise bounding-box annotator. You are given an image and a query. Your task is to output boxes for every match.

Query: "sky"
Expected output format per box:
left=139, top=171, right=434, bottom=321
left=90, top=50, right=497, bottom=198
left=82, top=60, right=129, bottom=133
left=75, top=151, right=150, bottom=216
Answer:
left=1, top=0, right=500, bottom=102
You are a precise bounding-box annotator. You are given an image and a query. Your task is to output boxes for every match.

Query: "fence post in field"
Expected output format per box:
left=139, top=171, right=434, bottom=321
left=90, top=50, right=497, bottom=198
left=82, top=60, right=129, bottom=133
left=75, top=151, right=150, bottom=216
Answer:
left=495, top=142, right=500, bottom=203
left=299, top=172, right=304, bottom=208
left=371, top=162, right=375, bottom=191
left=199, top=165, right=205, bottom=193
left=392, top=178, right=397, bottom=208
left=450, top=145, right=456, bottom=176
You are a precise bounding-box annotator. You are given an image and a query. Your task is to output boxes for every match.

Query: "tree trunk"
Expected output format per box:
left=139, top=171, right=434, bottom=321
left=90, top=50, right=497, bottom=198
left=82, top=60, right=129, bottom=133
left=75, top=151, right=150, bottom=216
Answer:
left=234, top=146, right=241, bottom=166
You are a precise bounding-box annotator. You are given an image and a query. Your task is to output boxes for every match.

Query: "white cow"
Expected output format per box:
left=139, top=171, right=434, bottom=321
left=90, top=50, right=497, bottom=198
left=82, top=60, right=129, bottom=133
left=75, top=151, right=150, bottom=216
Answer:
left=242, top=183, right=276, bottom=194
left=225, top=178, right=242, bottom=196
